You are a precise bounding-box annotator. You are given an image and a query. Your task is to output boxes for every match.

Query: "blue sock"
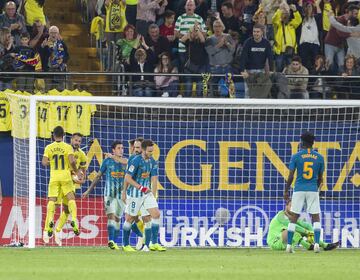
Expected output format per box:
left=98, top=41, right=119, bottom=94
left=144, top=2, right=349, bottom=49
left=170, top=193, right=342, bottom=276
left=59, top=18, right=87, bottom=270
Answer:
left=287, top=223, right=296, bottom=245
left=123, top=221, right=132, bottom=246
left=151, top=219, right=160, bottom=244
left=131, top=222, right=143, bottom=237
left=313, top=222, right=321, bottom=244
left=107, top=220, right=115, bottom=241
left=145, top=227, right=152, bottom=246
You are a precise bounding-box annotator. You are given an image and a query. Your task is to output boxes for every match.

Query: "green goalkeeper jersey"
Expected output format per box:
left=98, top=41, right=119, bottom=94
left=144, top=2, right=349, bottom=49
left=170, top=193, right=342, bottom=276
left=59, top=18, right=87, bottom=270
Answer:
left=267, top=210, right=313, bottom=245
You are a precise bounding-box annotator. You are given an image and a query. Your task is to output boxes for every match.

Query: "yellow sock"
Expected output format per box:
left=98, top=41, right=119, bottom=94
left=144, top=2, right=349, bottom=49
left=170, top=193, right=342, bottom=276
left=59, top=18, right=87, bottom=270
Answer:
left=137, top=220, right=144, bottom=234
left=44, top=215, right=49, bottom=232
left=67, top=200, right=77, bottom=221
left=45, top=200, right=55, bottom=231
left=56, top=211, right=69, bottom=232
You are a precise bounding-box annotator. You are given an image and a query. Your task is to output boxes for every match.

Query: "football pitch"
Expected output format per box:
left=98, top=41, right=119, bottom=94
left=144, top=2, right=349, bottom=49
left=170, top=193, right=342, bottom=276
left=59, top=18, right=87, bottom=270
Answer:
left=0, top=247, right=359, bottom=280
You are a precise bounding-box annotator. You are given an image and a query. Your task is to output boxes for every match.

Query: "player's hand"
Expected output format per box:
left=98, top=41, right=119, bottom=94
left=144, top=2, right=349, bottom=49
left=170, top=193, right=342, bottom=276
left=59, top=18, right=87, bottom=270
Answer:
left=307, top=232, right=315, bottom=244
left=139, top=185, right=150, bottom=194
left=82, top=190, right=89, bottom=199
left=283, top=191, right=290, bottom=202
left=121, top=192, right=127, bottom=203
left=104, top=153, right=113, bottom=159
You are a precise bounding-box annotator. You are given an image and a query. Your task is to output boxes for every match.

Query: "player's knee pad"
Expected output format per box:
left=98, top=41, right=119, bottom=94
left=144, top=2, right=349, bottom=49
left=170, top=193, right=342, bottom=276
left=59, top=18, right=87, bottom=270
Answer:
left=108, top=219, right=116, bottom=228
left=123, top=221, right=132, bottom=230
left=115, top=222, right=120, bottom=231
left=152, top=218, right=160, bottom=225
left=145, top=222, right=152, bottom=229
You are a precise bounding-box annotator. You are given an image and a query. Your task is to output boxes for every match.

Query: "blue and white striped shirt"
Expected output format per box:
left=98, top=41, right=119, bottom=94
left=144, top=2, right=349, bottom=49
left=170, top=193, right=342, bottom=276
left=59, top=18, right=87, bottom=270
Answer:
left=126, top=155, right=158, bottom=198
left=99, top=158, right=126, bottom=199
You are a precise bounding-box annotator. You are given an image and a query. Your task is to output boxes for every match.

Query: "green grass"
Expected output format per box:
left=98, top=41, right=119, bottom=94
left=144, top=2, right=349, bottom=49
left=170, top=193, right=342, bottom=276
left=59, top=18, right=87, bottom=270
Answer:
left=0, top=247, right=359, bottom=280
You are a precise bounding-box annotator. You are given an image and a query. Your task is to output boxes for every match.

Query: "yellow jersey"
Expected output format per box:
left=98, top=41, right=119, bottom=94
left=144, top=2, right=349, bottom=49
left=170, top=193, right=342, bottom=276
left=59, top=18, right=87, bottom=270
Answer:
left=73, top=147, right=88, bottom=189
left=105, top=1, right=127, bottom=33
left=35, top=91, right=51, bottom=139
left=66, top=90, right=97, bottom=136
left=43, top=141, right=74, bottom=182
left=0, top=91, right=12, bottom=132
left=24, top=0, right=46, bottom=25
left=9, top=91, right=31, bottom=139
left=48, top=89, right=70, bottom=133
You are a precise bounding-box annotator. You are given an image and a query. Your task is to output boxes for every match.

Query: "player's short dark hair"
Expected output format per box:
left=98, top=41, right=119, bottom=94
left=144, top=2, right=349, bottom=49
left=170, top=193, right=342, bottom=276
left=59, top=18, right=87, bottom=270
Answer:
left=53, top=126, right=64, bottom=138
left=301, top=131, right=315, bottom=146
left=72, top=132, right=83, bottom=138
left=135, top=137, right=144, bottom=143
left=129, top=139, right=136, bottom=146
left=111, top=140, right=123, bottom=150
left=141, top=139, right=154, bottom=150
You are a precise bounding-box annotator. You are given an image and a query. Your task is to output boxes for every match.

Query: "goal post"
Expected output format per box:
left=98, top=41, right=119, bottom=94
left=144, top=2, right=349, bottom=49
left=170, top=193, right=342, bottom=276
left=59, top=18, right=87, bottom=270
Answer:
left=5, top=93, right=360, bottom=248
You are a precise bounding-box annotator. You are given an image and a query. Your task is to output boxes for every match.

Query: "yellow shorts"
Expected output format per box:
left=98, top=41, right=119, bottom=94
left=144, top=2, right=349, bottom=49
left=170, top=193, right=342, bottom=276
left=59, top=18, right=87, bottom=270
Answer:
left=48, top=180, right=74, bottom=201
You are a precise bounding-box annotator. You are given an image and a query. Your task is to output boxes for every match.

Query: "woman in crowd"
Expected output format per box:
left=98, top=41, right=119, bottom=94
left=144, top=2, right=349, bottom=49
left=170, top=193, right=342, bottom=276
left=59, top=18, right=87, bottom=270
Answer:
left=154, top=51, right=178, bottom=97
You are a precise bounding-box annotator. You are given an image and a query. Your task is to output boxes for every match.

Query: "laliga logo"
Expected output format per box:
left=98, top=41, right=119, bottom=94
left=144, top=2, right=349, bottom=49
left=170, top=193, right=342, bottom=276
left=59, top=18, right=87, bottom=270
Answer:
left=231, top=205, right=270, bottom=235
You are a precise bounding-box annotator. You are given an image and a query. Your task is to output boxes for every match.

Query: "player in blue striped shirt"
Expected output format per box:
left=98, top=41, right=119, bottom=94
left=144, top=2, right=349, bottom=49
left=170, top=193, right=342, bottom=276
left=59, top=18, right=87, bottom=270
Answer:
left=82, top=141, right=127, bottom=250
left=122, top=138, right=145, bottom=250
left=284, top=131, right=325, bottom=253
left=122, top=139, right=165, bottom=252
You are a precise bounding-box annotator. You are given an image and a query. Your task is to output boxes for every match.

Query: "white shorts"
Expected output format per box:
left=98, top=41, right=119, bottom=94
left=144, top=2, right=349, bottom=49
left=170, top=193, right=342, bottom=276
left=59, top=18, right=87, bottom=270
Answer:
left=104, top=196, right=126, bottom=217
left=291, top=191, right=320, bottom=215
left=125, top=193, right=158, bottom=217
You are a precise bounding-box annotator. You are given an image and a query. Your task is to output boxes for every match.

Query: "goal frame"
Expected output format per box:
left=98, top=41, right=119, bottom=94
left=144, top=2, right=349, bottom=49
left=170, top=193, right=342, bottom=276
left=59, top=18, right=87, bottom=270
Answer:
left=27, top=96, right=360, bottom=248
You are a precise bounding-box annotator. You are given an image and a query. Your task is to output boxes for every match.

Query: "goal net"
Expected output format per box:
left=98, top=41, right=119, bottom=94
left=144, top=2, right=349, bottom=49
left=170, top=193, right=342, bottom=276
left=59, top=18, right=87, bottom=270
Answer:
left=5, top=93, right=360, bottom=248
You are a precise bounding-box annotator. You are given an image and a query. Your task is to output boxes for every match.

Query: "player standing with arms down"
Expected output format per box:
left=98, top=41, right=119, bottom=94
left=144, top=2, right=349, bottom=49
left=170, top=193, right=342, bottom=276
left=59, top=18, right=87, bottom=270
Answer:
left=82, top=141, right=127, bottom=250
left=42, top=126, right=83, bottom=243
left=284, top=131, right=324, bottom=253
left=123, top=139, right=165, bottom=252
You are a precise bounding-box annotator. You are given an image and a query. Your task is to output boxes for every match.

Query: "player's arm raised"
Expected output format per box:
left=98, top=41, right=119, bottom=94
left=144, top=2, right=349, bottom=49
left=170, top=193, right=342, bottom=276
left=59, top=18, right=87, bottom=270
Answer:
left=124, top=174, right=150, bottom=194
left=82, top=172, right=102, bottom=198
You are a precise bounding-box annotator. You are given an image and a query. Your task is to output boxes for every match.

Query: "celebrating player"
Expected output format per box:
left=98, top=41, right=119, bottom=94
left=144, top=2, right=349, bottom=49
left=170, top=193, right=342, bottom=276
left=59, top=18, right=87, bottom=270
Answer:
left=122, top=139, right=165, bottom=252
left=82, top=141, right=127, bottom=250
left=267, top=200, right=339, bottom=251
left=284, top=131, right=324, bottom=253
left=42, top=126, right=83, bottom=243
left=54, top=133, right=87, bottom=246
left=123, top=138, right=145, bottom=250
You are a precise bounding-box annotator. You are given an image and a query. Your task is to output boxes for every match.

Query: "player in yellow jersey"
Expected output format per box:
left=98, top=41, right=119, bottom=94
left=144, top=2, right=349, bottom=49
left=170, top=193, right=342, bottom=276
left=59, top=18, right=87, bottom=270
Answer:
left=41, top=126, right=83, bottom=244
left=53, top=132, right=87, bottom=246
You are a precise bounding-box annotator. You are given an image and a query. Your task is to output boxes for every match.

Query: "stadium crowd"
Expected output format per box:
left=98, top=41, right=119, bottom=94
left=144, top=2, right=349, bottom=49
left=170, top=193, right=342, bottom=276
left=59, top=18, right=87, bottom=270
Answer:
left=1, top=0, right=360, bottom=98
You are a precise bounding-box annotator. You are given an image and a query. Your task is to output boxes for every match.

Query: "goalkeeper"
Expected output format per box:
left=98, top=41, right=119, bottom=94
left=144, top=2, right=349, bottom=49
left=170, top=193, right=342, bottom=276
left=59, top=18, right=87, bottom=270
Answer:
left=267, top=201, right=339, bottom=251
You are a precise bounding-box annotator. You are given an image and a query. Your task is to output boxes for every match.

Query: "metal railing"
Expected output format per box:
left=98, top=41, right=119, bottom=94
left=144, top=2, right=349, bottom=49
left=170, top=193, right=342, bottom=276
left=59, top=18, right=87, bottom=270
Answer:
left=0, top=71, right=359, bottom=99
